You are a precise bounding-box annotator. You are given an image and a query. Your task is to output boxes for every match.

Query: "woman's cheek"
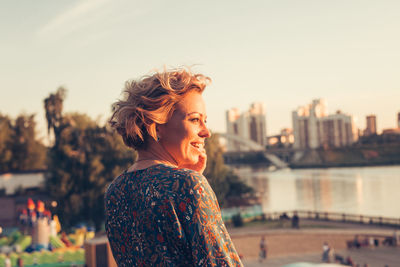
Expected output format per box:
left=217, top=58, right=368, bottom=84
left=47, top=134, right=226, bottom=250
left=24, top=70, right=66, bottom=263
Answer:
left=187, top=147, right=198, bottom=163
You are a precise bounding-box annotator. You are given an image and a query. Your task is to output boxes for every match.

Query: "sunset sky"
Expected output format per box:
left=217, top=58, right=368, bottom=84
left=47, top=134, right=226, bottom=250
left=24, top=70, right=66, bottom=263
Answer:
left=1, top=0, right=399, bottom=140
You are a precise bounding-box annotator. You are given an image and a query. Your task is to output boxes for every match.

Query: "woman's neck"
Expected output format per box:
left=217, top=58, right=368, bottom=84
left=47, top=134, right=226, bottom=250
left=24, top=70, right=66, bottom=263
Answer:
left=128, top=143, right=178, bottom=172
left=128, top=158, right=176, bottom=172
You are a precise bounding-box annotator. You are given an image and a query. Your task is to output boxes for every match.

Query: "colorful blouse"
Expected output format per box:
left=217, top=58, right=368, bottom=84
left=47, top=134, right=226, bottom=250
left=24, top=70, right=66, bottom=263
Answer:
left=105, top=164, right=242, bottom=267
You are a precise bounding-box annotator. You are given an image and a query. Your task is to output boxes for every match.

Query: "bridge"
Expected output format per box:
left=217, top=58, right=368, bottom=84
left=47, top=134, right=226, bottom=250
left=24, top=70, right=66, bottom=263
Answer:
left=218, top=133, right=289, bottom=169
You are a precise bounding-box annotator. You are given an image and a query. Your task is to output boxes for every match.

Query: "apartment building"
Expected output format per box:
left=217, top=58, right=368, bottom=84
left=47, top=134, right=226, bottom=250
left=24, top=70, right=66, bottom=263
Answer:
left=292, top=99, right=358, bottom=149
left=363, top=115, right=377, bottom=136
left=226, top=103, right=267, bottom=151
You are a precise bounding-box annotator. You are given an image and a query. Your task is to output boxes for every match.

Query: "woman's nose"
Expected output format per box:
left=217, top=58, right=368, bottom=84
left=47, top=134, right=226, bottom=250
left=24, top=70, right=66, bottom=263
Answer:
left=199, top=124, right=211, bottom=138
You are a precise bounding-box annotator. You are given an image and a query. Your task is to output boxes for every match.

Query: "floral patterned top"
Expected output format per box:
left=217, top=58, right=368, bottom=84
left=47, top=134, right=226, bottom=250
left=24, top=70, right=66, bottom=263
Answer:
left=105, top=164, right=242, bottom=267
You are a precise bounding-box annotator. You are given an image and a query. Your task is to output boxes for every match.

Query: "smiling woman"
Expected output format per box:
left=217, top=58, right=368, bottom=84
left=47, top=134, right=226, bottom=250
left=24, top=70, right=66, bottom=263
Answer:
left=105, top=67, right=243, bottom=266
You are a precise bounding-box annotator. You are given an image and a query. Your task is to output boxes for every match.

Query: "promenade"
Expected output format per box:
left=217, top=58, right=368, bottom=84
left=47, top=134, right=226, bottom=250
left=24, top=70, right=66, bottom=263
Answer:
left=227, top=219, right=400, bottom=267
left=242, top=246, right=400, bottom=267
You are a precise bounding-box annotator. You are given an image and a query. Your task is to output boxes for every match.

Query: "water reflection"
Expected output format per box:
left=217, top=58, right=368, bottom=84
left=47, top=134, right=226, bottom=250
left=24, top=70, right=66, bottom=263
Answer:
left=236, top=165, right=400, bottom=218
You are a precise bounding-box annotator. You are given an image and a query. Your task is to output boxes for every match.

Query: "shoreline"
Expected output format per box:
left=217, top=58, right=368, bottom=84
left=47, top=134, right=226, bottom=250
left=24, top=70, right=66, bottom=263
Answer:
left=228, top=161, right=400, bottom=170
left=289, top=161, right=400, bottom=169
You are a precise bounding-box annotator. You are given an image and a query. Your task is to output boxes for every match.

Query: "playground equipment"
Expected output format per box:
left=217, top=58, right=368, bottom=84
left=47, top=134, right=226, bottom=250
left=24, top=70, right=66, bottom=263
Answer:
left=0, top=198, right=94, bottom=266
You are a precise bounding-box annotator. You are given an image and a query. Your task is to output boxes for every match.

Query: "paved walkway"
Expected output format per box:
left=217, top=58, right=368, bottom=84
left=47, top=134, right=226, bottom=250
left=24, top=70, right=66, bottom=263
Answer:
left=242, top=246, right=400, bottom=267
left=226, top=219, right=400, bottom=267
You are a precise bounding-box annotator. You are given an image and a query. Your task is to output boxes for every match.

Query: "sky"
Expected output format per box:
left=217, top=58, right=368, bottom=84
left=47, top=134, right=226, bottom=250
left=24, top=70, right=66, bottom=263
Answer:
left=1, top=0, right=400, bottom=141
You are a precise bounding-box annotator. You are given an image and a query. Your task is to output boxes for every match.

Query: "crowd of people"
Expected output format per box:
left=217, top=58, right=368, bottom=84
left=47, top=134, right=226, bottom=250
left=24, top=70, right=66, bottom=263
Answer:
left=321, top=242, right=356, bottom=265
left=279, top=212, right=300, bottom=229
left=321, top=240, right=394, bottom=267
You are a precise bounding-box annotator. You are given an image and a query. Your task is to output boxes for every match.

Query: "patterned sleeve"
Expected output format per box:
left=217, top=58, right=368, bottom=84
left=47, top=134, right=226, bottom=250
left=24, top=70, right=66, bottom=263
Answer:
left=175, top=170, right=243, bottom=267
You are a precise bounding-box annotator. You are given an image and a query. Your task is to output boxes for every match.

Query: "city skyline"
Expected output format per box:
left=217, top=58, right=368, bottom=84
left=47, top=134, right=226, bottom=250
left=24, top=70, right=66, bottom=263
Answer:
left=1, top=0, right=400, bottom=138
left=226, top=99, right=399, bottom=136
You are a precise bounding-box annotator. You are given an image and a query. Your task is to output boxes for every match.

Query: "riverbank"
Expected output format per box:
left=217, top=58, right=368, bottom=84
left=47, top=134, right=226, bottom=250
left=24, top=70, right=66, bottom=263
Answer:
left=290, top=160, right=400, bottom=169
left=225, top=143, right=400, bottom=169
left=290, top=143, right=400, bottom=169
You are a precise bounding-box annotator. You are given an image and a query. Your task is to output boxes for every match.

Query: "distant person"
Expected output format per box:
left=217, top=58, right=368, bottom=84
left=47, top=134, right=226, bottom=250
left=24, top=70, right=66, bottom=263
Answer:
left=354, top=235, right=361, bottom=248
left=258, top=236, right=267, bottom=262
left=280, top=212, right=289, bottom=220
left=334, top=253, right=344, bottom=264
left=393, top=229, right=399, bottom=246
left=345, top=256, right=354, bottom=266
left=292, top=211, right=300, bottom=229
left=362, top=236, right=369, bottom=247
left=322, top=242, right=330, bottom=262
left=368, top=236, right=374, bottom=248
left=105, top=68, right=242, bottom=266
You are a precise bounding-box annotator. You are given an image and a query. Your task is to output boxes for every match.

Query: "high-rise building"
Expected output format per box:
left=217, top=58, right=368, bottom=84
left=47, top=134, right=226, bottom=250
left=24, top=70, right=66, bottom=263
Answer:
left=226, top=103, right=267, bottom=151
left=248, top=103, right=266, bottom=146
left=292, top=99, right=358, bottom=149
left=398, top=112, right=400, bottom=128
left=292, top=99, right=327, bottom=149
left=364, top=115, right=377, bottom=136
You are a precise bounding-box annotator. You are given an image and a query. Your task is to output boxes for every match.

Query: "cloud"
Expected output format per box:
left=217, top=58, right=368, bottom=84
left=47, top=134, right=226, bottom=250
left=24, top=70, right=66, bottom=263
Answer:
left=36, top=0, right=112, bottom=39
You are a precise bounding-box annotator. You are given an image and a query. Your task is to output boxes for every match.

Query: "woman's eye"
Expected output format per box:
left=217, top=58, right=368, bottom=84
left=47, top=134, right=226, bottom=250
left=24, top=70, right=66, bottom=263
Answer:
left=190, top=118, right=200, bottom=122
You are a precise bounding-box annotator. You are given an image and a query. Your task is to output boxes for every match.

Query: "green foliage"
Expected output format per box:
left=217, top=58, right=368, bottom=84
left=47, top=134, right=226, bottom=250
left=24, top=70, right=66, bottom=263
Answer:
left=204, top=133, right=254, bottom=208
left=44, top=89, right=135, bottom=230
left=49, top=235, right=65, bottom=248
left=44, top=87, right=66, bottom=137
left=0, top=113, right=46, bottom=173
left=8, top=230, right=22, bottom=245
left=0, top=114, right=13, bottom=172
left=0, top=237, right=8, bottom=246
left=14, top=235, right=32, bottom=251
left=231, top=213, right=244, bottom=227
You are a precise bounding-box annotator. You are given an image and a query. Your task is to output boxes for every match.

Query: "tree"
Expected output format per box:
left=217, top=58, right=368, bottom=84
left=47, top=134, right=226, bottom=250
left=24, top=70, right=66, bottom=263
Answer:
left=9, top=114, right=46, bottom=171
left=0, top=114, right=13, bottom=172
left=0, top=113, right=46, bottom=173
left=44, top=87, right=66, bottom=143
left=204, top=133, right=253, bottom=208
left=44, top=90, right=135, bottom=230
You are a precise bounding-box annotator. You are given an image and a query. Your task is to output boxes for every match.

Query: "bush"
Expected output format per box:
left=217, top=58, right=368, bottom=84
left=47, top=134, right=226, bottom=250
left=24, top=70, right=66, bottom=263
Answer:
left=232, top=213, right=244, bottom=227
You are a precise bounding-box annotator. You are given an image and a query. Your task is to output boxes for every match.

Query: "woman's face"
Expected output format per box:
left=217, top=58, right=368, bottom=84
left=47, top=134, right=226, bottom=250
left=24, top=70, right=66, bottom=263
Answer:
left=158, top=91, right=211, bottom=167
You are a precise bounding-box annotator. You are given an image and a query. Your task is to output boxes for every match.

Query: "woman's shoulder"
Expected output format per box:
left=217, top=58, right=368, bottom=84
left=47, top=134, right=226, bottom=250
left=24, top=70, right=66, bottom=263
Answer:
left=104, top=171, right=126, bottom=199
left=157, top=164, right=204, bottom=184
left=146, top=164, right=210, bottom=197
left=105, top=164, right=207, bottom=199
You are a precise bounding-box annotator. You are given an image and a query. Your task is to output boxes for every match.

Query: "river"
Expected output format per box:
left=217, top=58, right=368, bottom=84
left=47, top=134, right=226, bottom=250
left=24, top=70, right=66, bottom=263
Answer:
left=235, top=165, right=400, bottom=218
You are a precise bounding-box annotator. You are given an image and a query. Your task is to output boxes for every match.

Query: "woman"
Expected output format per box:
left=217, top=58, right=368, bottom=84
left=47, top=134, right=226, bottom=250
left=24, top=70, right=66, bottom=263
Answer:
left=105, top=68, right=243, bottom=266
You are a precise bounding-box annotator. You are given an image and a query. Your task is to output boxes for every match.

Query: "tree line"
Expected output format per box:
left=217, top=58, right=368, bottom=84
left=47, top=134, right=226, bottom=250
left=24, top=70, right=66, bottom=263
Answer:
left=1, top=87, right=253, bottom=230
left=0, top=113, right=46, bottom=173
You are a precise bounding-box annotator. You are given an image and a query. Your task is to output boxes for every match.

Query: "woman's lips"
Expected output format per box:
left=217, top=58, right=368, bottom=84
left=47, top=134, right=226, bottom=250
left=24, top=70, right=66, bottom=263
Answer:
left=191, top=142, right=205, bottom=153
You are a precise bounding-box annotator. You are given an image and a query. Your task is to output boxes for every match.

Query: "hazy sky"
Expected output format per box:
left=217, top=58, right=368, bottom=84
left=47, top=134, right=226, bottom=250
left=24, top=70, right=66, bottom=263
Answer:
left=1, top=0, right=399, bottom=139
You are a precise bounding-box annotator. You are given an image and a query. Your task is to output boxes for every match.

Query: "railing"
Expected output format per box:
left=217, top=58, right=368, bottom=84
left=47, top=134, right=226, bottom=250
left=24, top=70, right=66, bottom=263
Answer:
left=263, top=210, right=400, bottom=227
left=223, top=208, right=400, bottom=228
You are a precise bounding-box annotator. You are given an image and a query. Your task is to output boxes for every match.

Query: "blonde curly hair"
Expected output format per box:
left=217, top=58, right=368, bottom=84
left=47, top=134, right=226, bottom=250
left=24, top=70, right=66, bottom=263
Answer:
left=109, top=67, right=210, bottom=150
